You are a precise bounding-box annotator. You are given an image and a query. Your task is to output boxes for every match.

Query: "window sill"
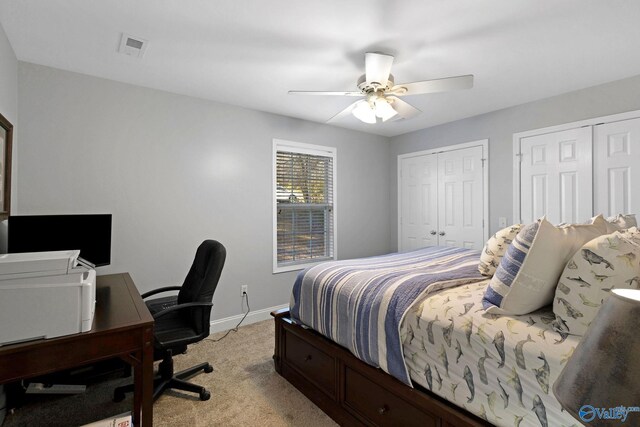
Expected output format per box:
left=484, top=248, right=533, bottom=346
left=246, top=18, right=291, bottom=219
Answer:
left=273, top=258, right=334, bottom=274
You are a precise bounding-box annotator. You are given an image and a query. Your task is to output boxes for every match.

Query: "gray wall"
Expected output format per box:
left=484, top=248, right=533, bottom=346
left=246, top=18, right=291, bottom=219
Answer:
left=16, top=55, right=640, bottom=320
left=17, top=62, right=391, bottom=319
left=389, top=74, right=640, bottom=250
left=0, top=24, right=17, bottom=127
left=0, top=22, right=18, bottom=252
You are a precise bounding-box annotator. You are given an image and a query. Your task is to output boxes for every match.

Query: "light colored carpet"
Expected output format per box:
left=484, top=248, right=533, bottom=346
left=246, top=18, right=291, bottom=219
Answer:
left=3, top=319, right=337, bottom=427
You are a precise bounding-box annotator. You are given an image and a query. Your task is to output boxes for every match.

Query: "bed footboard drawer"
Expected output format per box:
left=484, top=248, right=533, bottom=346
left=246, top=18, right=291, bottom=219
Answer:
left=284, top=329, right=336, bottom=397
left=344, top=366, right=438, bottom=427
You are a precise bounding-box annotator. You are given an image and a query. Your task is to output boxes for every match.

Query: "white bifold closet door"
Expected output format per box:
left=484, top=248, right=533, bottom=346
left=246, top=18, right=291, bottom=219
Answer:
left=519, top=127, right=593, bottom=225
left=400, top=145, right=485, bottom=252
left=400, top=154, right=439, bottom=250
left=437, top=146, right=484, bottom=249
left=594, top=117, right=640, bottom=217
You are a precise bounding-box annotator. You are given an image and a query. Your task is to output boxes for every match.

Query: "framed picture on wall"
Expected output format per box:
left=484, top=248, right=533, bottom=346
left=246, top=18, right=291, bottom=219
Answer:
left=0, top=112, right=13, bottom=221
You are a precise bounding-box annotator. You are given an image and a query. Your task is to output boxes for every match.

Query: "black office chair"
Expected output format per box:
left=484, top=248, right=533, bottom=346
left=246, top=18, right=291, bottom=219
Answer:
left=114, top=240, right=226, bottom=402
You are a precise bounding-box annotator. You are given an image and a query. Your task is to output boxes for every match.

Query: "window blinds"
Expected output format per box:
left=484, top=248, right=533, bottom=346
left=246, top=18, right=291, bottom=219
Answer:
left=276, top=149, right=334, bottom=266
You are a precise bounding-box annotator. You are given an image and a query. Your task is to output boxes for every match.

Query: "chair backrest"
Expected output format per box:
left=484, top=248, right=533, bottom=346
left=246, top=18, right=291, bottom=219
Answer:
left=177, top=240, right=226, bottom=334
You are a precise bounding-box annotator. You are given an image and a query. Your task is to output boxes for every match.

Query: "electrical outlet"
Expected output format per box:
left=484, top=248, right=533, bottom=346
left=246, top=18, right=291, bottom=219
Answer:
left=241, top=285, right=248, bottom=296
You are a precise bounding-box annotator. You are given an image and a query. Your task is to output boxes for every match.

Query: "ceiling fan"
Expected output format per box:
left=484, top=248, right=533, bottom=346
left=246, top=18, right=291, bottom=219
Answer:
left=289, top=52, right=473, bottom=124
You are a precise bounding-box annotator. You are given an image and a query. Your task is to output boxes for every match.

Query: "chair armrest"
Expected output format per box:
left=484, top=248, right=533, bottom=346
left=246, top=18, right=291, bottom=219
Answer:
left=152, top=301, right=213, bottom=320
left=141, top=286, right=182, bottom=299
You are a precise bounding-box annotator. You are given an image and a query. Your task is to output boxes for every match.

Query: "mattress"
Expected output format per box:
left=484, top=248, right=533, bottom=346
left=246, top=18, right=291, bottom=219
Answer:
left=401, top=280, right=583, bottom=427
left=290, top=246, right=486, bottom=385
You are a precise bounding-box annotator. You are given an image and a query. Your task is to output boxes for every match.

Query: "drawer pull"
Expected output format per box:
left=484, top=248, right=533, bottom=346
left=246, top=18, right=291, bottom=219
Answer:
left=377, top=405, right=389, bottom=415
left=304, top=355, right=313, bottom=362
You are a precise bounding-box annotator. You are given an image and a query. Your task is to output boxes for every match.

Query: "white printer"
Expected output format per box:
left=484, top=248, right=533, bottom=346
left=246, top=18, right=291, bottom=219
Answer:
left=0, top=250, right=96, bottom=346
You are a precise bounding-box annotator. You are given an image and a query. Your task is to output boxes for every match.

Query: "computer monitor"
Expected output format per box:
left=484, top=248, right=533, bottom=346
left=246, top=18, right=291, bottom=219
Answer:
left=7, top=214, right=112, bottom=266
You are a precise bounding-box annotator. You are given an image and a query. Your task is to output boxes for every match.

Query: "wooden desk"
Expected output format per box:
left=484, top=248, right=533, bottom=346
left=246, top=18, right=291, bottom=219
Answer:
left=0, top=273, right=154, bottom=426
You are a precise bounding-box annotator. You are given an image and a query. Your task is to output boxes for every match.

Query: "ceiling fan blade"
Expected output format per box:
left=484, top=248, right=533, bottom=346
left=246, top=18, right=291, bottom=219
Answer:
left=365, top=52, right=394, bottom=85
left=391, top=74, right=473, bottom=96
left=327, top=101, right=361, bottom=123
left=288, top=90, right=363, bottom=96
left=388, top=96, right=421, bottom=120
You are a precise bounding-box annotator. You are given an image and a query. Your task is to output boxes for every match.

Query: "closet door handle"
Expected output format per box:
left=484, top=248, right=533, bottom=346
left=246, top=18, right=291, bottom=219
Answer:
left=430, top=230, right=437, bottom=235
left=438, top=231, right=446, bottom=236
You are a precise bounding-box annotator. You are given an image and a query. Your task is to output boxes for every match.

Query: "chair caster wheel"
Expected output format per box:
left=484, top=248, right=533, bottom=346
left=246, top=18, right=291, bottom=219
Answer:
left=113, top=390, right=125, bottom=402
left=200, top=389, right=211, bottom=401
left=204, top=364, right=213, bottom=373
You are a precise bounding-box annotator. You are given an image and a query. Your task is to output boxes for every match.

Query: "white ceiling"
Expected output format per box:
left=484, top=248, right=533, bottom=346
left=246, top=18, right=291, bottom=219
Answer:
left=2, top=1, right=640, bottom=137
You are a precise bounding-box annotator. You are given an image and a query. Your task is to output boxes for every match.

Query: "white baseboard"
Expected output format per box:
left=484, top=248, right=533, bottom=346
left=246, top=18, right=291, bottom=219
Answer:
left=209, top=303, right=288, bottom=334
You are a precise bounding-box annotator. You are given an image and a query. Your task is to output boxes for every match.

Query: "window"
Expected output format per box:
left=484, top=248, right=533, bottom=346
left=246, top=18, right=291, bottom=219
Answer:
left=273, top=140, right=336, bottom=273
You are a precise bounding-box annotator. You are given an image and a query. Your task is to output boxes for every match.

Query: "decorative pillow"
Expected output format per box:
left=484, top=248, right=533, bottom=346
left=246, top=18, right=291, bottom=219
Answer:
left=558, top=214, right=607, bottom=228
left=478, top=224, right=523, bottom=277
left=553, top=227, right=640, bottom=336
left=621, top=226, right=640, bottom=244
left=482, top=217, right=607, bottom=315
left=605, top=213, right=637, bottom=233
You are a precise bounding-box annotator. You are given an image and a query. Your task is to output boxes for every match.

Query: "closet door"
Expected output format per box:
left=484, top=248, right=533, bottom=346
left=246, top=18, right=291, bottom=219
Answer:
left=399, top=144, right=486, bottom=252
left=519, top=127, right=592, bottom=225
left=400, top=154, right=438, bottom=251
left=594, top=117, right=640, bottom=217
left=437, top=146, right=485, bottom=249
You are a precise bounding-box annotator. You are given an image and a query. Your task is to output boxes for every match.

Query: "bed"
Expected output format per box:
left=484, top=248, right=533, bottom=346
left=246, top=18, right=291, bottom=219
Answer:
left=401, top=281, right=581, bottom=427
left=272, top=246, right=585, bottom=426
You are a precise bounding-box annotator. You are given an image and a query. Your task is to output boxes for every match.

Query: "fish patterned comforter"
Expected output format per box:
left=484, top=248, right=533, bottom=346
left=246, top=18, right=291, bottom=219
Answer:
left=290, top=246, right=485, bottom=385
left=401, top=280, right=583, bottom=427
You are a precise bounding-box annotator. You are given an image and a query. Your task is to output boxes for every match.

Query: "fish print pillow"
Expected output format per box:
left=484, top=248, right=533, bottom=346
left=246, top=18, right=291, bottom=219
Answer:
left=483, top=217, right=607, bottom=315
left=553, top=227, right=640, bottom=336
left=605, top=213, right=637, bottom=233
left=621, top=226, right=640, bottom=244
left=557, top=213, right=606, bottom=228
left=478, top=224, right=523, bottom=277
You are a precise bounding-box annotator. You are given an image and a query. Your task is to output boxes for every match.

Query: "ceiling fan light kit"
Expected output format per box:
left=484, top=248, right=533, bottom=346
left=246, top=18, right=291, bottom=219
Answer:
left=352, top=100, right=377, bottom=124
left=373, top=96, right=398, bottom=121
left=289, top=52, right=474, bottom=125
left=351, top=94, right=398, bottom=124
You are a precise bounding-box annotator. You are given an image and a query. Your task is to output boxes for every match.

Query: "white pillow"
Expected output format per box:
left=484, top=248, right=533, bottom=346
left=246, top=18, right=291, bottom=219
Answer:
left=553, top=227, right=640, bottom=336
left=478, top=224, right=523, bottom=277
left=605, top=213, right=637, bottom=233
left=482, top=217, right=607, bottom=315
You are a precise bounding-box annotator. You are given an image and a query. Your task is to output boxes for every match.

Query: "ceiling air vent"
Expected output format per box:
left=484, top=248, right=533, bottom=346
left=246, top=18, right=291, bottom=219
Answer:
left=118, top=33, right=148, bottom=58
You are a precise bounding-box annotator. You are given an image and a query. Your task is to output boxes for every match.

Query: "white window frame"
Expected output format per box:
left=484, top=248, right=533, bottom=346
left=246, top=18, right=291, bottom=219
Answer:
left=272, top=139, right=338, bottom=273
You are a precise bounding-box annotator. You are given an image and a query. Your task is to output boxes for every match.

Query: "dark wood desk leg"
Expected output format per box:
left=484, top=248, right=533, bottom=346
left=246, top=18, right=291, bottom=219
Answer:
left=141, top=326, right=154, bottom=427
left=133, top=326, right=154, bottom=427
left=132, top=353, right=142, bottom=427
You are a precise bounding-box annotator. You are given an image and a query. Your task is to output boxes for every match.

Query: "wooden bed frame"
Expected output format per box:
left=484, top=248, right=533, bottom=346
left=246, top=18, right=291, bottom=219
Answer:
left=272, top=309, right=491, bottom=427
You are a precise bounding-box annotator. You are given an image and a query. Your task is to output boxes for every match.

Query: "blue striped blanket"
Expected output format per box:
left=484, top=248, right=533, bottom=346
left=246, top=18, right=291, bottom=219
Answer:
left=290, top=246, right=485, bottom=386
